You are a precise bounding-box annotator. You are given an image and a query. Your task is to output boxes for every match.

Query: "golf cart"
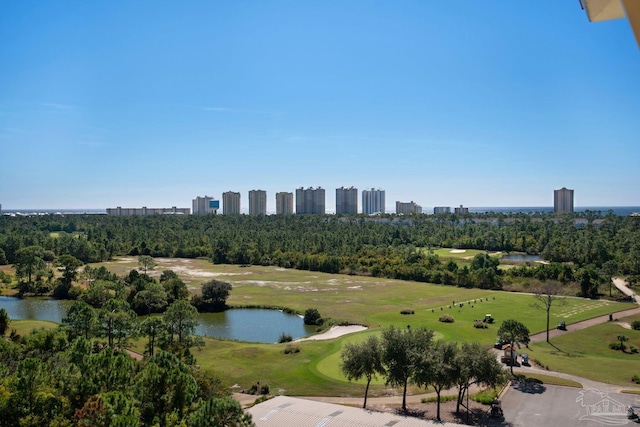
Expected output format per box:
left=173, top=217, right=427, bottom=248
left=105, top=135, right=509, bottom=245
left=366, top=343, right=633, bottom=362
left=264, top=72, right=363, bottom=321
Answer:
left=557, top=320, right=567, bottom=331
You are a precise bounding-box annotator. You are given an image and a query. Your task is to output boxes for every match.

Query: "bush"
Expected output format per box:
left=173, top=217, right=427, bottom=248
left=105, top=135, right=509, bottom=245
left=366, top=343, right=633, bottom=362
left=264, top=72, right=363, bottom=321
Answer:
left=400, top=309, right=415, bottom=315
left=247, top=383, right=270, bottom=395
left=474, top=319, right=488, bottom=329
left=609, top=342, right=623, bottom=350
left=278, top=332, right=293, bottom=343
left=283, top=343, right=300, bottom=354
left=631, top=345, right=638, bottom=354
left=631, top=321, right=640, bottom=331
left=439, top=314, right=454, bottom=323
left=303, top=308, right=322, bottom=326
left=632, top=375, right=640, bottom=384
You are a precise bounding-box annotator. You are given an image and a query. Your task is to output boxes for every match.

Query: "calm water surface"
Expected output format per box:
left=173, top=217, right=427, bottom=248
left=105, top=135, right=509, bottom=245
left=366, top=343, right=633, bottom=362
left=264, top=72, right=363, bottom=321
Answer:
left=0, top=297, right=314, bottom=343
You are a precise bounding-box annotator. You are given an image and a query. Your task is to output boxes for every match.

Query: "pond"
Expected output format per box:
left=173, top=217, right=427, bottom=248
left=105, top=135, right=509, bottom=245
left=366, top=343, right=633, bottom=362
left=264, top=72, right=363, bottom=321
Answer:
left=0, top=297, right=315, bottom=343
left=501, top=254, right=543, bottom=262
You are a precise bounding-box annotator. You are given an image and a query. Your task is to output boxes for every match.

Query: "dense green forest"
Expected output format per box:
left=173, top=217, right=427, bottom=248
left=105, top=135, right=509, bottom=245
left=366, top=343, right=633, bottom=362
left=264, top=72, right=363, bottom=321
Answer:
left=1, top=212, right=639, bottom=294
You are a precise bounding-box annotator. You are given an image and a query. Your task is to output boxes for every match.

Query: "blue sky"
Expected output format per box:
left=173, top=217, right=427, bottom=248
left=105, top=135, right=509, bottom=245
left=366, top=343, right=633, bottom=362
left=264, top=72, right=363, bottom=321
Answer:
left=1, top=1, right=639, bottom=212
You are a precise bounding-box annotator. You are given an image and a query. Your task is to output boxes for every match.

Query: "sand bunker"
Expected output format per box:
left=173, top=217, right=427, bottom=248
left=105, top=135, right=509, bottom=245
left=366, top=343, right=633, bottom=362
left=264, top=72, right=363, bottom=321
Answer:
left=295, top=325, right=367, bottom=342
left=450, top=249, right=466, bottom=254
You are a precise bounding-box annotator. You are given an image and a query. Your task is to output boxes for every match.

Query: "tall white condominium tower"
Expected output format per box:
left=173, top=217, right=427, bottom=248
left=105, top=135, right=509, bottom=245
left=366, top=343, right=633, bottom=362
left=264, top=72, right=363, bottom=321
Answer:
left=248, top=190, right=267, bottom=215
left=276, top=192, right=294, bottom=214
left=362, top=188, right=385, bottom=214
left=192, top=196, right=219, bottom=215
left=396, top=201, right=422, bottom=214
left=295, top=187, right=325, bottom=214
left=336, top=186, right=358, bottom=214
left=554, top=187, right=574, bottom=213
left=222, top=191, right=241, bottom=215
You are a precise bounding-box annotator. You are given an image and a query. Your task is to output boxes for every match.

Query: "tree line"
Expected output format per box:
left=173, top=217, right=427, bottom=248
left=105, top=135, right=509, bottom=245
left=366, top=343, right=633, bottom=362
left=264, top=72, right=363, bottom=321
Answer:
left=0, top=304, right=254, bottom=427
left=1, top=213, right=639, bottom=294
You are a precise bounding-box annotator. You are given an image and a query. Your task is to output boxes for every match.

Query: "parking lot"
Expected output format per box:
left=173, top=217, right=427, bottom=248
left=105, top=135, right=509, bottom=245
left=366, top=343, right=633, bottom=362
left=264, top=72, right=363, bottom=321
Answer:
left=485, top=382, right=639, bottom=427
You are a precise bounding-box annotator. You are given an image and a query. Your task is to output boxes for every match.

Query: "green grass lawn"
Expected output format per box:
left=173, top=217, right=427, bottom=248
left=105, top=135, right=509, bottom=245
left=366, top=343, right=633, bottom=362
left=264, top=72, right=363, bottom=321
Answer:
left=526, top=314, right=640, bottom=386
left=7, top=319, right=59, bottom=336
left=81, top=259, right=639, bottom=395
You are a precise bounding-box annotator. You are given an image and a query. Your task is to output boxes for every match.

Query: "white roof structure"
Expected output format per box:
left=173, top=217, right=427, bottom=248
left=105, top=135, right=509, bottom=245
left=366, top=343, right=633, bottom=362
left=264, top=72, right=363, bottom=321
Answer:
left=580, top=0, right=640, bottom=48
left=247, top=396, right=470, bottom=427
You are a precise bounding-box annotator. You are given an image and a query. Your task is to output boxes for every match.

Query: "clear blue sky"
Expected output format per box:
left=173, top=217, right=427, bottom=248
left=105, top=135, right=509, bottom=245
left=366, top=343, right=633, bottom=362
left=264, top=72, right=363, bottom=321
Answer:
left=1, top=1, right=639, bottom=212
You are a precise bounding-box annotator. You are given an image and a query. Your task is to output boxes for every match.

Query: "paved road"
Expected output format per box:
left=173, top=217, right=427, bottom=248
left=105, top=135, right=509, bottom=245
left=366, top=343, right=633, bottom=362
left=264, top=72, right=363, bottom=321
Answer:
left=529, top=278, right=640, bottom=344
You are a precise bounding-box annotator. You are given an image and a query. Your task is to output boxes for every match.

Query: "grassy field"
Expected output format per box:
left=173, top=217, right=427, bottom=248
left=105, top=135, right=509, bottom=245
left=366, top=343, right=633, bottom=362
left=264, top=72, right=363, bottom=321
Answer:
left=9, top=257, right=634, bottom=396
left=88, top=258, right=635, bottom=393
left=6, top=319, right=59, bottom=336
left=527, top=313, right=640, bottom=386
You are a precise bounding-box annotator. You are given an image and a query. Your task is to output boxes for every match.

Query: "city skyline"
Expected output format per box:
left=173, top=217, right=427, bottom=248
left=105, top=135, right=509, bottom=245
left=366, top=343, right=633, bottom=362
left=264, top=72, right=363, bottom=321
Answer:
left=1, top=2, right=639, bottom=210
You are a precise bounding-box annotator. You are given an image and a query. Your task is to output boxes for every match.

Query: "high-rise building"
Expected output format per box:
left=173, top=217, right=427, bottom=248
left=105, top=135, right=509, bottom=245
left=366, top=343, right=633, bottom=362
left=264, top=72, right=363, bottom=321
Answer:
left=433, top=206, right=451, bottom=214
left=222, top=191, right=241, bottom=215
left=396, top=201, right=422, bottom=214
left=362, top=188, right=385, bottom=215
left=336, top=186, right=358, bottom=214
left=192, top=195, right=219, bottom=215
left=276, top=192, right=294, bottom=214
left=295, top=187, right=325, bottom=214
left=249, top=190, right=267, bottom=215
left=554, top=187, right=574, bottom=213
left=454, top=205, right=469, bottom=215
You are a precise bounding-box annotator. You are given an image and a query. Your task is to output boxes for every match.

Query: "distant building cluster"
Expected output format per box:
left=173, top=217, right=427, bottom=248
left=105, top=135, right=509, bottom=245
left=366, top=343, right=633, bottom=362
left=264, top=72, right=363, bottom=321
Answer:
left=106, top=206, right=190, bottom=216
left=101, top=187, right=576, bottom=216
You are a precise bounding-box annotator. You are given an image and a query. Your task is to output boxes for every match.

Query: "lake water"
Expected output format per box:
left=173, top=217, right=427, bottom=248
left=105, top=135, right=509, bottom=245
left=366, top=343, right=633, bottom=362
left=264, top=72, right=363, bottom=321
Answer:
left=0, top=297, right=314, bottom=343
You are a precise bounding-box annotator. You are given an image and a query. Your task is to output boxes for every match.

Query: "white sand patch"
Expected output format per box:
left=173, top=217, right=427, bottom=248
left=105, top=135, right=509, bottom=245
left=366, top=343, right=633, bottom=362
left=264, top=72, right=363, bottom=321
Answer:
left=450, top=249, right=466, bottom=254
left=615, top=322, right=632, bottom=330
left=347, top=286, right=362, bottom=290
left=235, top=280, right=270, bottom=286
left=295, top=325, right=368, bottom=342
left=116, top=257, right=136, bottom=263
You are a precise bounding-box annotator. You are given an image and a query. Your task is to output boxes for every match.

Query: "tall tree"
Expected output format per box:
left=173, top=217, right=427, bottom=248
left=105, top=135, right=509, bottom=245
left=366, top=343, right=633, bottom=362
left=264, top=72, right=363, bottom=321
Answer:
left=414, top=340, right=458, bottom=421
left=340, top=335, right=384, bottom=408
left=99, top=298, right=138, bottom=348
left=382, top=326, right=434, bottom=412
left=14, top=245, right=45, bottom=284
left=137, top=255, right=156, bottom=274
left=497, top=319, right=530, bottom=374
left=0, top=308, right=10, bottom=336
left=195, top=279, right=232, bottom=312
left=454, top=342, right=506, bottom=420
left=163, top=300, right=199, bottom=350
left=141, top=316, right=165, bottom=357
left=55, top=254, right=84, bottom=288
left=532, top=282, right=566, bottom=343
left=63, top=301, right=98, bottom=339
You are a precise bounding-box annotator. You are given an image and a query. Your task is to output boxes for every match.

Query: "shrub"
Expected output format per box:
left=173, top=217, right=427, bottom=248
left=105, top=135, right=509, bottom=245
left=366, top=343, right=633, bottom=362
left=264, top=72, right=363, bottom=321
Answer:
left=633, top=375, right=640, bottom=384
left=278, top=332, right=293, bottom=343
left=609, top=342, right=623, bottom=350
left=303, top=308, right=322, bottom=326
left=631, top=321, right=640, bottom=331
left=439, top=314, right=454, bottom=323
left=400, top=309, right=415, bottom=315
left=247, top=383, right=270, bottom=395
left=631, top=345, right=638, bottom=354
left=474, top=319, right=488, bottom=329
left=283, top=344, right=300, bottom=354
